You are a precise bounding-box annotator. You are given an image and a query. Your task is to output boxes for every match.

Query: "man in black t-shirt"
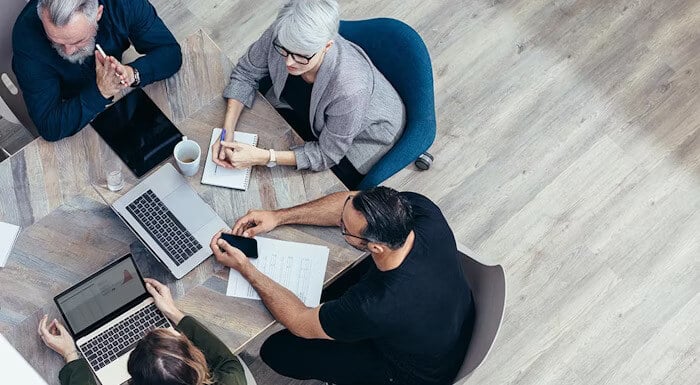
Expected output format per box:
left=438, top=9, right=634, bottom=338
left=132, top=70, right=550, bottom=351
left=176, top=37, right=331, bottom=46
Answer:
left=210, top=187, right=474, bottom=385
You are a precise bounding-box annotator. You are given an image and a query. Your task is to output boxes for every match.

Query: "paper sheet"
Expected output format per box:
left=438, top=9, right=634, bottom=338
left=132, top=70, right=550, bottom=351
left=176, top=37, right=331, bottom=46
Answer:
left=226, top=237, right=329, bottom=307
left=0, top=222, right=20, bottom=267
left=0, top=334, right=48, bottom=384
left=201, top=128, right=258, bottom=190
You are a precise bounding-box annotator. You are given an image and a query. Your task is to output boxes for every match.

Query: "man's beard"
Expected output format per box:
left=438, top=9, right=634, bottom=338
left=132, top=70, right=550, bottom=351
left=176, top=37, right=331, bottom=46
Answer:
left=53, top=36, right=96, bottom=65
left=52, top=23, right=98, bottom=65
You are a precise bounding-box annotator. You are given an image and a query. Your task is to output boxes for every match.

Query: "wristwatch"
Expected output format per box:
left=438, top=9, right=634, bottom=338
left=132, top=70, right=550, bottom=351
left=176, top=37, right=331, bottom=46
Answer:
left=266, top=149, right=277, bottom=168
left=130, top=67, right=141, bottom=87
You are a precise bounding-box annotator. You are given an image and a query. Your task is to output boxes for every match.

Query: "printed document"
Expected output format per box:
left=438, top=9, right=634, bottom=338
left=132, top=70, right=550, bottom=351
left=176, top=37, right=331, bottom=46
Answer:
left=226, top=237, right=329, bottom=307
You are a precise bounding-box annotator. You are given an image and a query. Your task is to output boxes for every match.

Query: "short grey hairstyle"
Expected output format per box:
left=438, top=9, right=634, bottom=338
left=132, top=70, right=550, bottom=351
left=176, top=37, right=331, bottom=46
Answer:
left=275, top=0, right=340, bottom=56
left=37, top=0, right=99, bottom=27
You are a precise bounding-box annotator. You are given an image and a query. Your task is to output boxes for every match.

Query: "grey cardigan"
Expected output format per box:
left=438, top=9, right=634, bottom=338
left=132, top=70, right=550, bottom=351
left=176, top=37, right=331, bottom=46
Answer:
left=223, top=26, right=405, bottom=174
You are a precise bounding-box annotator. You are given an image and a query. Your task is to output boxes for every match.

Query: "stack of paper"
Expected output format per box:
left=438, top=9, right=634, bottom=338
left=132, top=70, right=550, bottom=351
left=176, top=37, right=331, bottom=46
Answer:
left=226, top=237, right=329, bottom=307
left=0, top=222, right=20, bottom=268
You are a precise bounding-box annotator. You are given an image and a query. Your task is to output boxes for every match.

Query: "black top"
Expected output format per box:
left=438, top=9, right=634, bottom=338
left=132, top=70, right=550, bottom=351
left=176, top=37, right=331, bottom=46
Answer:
left=280, top=74, right=315, bottom=141
left=319, top=192, right=474, bottom=385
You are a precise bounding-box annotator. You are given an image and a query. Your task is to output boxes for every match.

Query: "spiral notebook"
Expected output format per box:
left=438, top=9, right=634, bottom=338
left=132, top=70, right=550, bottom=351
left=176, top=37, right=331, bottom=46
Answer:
left=201, top=128, right=258, bottom=190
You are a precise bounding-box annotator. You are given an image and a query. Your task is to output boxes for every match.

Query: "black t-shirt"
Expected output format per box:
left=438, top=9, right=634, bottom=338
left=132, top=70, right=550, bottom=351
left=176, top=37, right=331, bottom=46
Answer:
left=319, top=192, right=474, bottom=384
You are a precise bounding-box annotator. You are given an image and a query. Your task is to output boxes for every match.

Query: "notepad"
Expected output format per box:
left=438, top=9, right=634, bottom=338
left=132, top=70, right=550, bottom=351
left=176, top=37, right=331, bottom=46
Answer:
left=201, top=128, right=259, bottom=190
left=226, top=237, right=329, bottom=307
left=0, top=222, right=20, bottom=268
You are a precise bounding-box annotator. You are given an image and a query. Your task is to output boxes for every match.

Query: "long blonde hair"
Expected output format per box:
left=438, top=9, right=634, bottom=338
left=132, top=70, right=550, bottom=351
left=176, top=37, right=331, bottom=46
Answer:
left=127, top=328, right=214, bottom=385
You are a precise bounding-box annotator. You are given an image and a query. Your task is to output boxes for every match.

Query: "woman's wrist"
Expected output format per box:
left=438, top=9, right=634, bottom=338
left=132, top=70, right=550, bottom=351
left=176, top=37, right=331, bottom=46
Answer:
left=258, top=148, right=272, bottom=166
left=63, top=350, right=80, bottom=363
left=165, top=309, right=186, bottom=325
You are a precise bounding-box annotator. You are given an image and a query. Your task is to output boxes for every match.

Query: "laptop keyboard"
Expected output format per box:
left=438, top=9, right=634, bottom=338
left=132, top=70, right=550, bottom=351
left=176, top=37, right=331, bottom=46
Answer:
left=80, top=303, right=170, bottom=371
left=126, top=189, right=203, bottom=266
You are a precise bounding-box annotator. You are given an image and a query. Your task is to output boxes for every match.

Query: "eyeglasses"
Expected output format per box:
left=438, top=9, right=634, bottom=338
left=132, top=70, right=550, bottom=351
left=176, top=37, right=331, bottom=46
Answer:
left=340, top=196, right=372, bottom=242
left=272, top=40, right=317, bottom=65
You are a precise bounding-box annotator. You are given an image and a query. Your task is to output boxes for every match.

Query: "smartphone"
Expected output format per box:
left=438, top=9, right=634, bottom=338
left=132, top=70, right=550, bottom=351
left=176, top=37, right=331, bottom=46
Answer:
left=219, top=233, right=258, bottom=258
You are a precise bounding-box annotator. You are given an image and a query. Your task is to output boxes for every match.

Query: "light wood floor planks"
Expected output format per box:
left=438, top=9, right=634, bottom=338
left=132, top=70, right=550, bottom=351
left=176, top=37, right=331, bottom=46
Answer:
left=146, top=0, right=698, bottom=384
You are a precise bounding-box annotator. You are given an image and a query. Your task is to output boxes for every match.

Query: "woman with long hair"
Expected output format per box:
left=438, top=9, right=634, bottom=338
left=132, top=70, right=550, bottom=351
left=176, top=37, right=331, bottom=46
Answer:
left=39, top=278, right=249, bottom=385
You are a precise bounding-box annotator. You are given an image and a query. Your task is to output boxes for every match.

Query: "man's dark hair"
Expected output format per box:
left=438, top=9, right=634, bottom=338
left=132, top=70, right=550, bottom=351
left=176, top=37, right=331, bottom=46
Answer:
left=352, top=187, right=414, bottom=250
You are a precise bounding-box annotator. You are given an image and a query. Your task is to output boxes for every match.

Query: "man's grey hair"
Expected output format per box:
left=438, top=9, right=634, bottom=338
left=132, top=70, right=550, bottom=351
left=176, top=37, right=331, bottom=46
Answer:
left=37, top=0, right=100, bottom=27
left=275, top=0, right=339, bottom=56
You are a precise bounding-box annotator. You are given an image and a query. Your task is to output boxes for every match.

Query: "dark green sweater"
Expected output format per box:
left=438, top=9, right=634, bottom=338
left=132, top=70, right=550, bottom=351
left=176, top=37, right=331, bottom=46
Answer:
left=58, top=316, right=247, bottom=385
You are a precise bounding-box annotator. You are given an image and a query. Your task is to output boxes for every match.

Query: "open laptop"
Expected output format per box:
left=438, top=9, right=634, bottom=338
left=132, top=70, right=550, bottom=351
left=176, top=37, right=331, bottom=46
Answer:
left=111, top=163, right=228, bottom=279
left=54, top=254, right=172, bottom=385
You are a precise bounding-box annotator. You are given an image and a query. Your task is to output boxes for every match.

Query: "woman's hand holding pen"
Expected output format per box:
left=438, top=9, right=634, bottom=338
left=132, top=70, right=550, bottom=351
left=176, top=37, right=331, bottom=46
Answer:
left=211, top=128, right=235, bottom=169
left=220, top=141, right=270, bottom=169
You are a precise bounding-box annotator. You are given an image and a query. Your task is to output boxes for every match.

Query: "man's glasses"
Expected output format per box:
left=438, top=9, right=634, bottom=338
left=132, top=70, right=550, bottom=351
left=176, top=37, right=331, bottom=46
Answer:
left=340, top=196, right=372, bottom=242
left=273, top=40, right=317, bottom=65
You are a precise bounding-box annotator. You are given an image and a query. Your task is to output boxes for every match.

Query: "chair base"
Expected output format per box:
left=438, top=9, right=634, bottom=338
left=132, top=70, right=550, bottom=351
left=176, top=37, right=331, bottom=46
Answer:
left=415, top=152, right=434, bottom=170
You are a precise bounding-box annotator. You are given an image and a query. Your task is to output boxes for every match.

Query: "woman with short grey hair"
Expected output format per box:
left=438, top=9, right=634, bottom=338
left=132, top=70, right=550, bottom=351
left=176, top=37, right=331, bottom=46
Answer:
left=213, top=0, right=405, bottom=189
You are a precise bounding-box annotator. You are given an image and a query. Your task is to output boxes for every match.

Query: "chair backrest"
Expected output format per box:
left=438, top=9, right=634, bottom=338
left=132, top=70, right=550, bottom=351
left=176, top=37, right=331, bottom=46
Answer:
left=453, top=243, right=506, bottom=382
left=0, top=0, right=39, bottom=137
left=339, top=18, right=436, bottom=189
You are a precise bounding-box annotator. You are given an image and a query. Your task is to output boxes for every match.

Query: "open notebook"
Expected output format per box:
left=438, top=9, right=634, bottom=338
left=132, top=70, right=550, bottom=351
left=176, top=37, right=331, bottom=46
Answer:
left=201, top=128, right=259, bottom=190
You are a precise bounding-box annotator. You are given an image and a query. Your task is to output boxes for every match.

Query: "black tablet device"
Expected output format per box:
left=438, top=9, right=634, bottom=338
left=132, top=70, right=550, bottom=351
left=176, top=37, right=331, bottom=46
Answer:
left=91, top=88, right=182, bottom=177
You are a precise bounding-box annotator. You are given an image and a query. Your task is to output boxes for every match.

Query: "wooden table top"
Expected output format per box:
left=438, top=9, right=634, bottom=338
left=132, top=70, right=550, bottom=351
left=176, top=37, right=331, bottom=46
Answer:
left=0, top=30, right=363, bottom=384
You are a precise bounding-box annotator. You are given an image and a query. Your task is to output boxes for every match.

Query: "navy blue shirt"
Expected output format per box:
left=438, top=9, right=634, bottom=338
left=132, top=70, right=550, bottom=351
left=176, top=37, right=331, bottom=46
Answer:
left=319, top=192, right=474, bottom=385
left=12, top=0, right=182, bottom=141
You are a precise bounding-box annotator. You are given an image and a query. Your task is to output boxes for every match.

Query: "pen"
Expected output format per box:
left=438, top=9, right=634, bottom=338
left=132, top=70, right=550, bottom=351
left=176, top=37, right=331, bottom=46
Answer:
left=215, top=128, right=227, bottom=174
left=96, top=43, right=127, bottom=85
left=95, top=43, right=106, bottom=58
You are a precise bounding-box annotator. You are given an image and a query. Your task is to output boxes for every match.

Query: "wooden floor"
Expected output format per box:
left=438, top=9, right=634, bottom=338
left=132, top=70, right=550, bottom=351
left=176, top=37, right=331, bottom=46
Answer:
left=150, top=0, right=698, bottom=384
left=8, top=0, right=698, bottom=383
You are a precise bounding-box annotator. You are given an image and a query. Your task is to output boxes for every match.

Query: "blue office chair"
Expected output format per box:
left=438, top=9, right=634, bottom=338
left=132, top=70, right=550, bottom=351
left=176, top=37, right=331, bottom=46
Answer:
left=339, top=18, right=436, bottom=190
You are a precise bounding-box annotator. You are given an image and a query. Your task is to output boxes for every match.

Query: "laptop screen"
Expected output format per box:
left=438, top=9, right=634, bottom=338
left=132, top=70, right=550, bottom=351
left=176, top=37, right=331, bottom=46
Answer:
left=55, top=256, right=148, bottom=336
left=90, top=88, right=183, bottom=177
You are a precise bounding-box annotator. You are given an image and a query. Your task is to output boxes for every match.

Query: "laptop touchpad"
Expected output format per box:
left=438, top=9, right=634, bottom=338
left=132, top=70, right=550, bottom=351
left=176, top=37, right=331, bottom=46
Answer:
left=163, top=185, right=212, bottom=232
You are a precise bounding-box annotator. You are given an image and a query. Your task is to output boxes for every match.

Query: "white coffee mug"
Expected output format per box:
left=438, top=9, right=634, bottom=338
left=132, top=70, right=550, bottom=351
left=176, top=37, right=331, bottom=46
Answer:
left=173, top=136, right=201, bottom=177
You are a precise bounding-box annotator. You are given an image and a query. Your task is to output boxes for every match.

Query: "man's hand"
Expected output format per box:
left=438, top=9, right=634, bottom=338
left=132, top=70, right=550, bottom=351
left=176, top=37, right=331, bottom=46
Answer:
left=221, top=141, right=270, bottom=168
left=107, top=56, right=136, bottom=86
left=95, top=51, right=126, bottom=98
left=144, top=278, right=185, bottom=325
left=232, top=209, right=280, bottom=237
left=211, top=231, right=251, bottom=273
left=38, top=315, right=79, bottom=363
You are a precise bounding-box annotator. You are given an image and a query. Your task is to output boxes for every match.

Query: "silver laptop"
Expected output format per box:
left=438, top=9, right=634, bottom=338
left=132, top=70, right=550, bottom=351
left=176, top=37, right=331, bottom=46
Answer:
left=112, top=163, right=227, bottom=279
left=54, top=255, right=172, bottom=385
